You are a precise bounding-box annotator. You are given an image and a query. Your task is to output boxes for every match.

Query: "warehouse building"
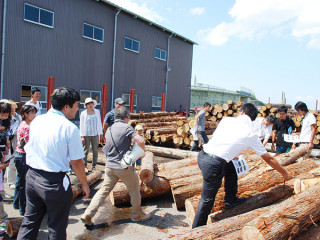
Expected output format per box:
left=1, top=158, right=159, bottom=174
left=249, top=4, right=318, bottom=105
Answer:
left=0, top=0, right=195, bottom=115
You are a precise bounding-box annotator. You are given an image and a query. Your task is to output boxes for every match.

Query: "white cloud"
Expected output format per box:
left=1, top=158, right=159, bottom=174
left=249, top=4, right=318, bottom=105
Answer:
left=190, top=7, right=205, bottom=16
left=199, top=0, right=320, bottom=49
left=106, top=0, right=164, bottom=23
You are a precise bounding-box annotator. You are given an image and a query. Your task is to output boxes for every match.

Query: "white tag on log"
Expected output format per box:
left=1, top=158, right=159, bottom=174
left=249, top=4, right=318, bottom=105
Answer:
left=232, top=155, right=249, bottom=177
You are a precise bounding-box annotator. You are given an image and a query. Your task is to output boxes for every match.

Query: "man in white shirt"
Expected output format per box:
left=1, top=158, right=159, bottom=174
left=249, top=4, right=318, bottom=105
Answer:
left=192, top=103, right=291, bottom=228
left=293, top=101, right=316, bottom=159
left=25, top=87, right=42, bottom=116
left=17, top=87, right=90, bottom=240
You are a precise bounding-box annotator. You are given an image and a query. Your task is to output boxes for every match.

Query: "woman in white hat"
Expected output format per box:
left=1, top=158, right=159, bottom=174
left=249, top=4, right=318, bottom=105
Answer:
left=79, top=98, right=103, bottom=172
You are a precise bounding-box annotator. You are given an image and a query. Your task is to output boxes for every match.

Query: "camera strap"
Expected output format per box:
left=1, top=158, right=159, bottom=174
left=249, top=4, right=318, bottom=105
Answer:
left=109, top=127, right=120, bottom=155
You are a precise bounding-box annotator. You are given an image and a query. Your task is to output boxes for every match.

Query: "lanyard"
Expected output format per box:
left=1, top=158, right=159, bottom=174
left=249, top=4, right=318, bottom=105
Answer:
left=50, top=109, right=67, bottom=118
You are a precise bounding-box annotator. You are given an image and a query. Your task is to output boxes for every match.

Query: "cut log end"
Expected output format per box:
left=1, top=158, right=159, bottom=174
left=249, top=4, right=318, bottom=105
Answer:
left=241, top=226, right=265, bottom=240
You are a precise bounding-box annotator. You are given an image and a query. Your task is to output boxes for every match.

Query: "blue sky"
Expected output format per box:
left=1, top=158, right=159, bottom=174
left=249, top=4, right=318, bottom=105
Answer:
left=107, top=0, right=320, bottom=110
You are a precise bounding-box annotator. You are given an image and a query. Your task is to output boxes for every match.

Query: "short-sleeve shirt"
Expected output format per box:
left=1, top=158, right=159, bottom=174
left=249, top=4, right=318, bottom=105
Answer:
left=203, top=115, right=267, bottom=162
left=104, top=109, right=115, bottom=128
left=252, top=117, right=272, bottom=140
left=24, top=109, right=85, bottom=172
left=105, top=119, right=137, bottom=169
left=272, top=117, right=296, bottom=147
left=25, top=101, right=42, bottom=116
left=197, top=110, right=206, bottom=132
left=15, top=121, right=30, bottom=153
left=300, top=112, right=316, bottom=143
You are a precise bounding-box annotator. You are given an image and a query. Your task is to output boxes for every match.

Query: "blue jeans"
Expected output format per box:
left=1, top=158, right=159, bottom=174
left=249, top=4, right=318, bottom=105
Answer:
left=192, top=150, right=238, bottom=228
left=190, top=131, right=209, bottom=151
left=13, top=152, right=29, bottom=215
left=276, top=145, right=291, bottom=154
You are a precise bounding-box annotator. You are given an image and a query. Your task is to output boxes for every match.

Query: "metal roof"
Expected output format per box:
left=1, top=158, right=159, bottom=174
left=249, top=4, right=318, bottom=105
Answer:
left=99, top=0, right=197, bottom=45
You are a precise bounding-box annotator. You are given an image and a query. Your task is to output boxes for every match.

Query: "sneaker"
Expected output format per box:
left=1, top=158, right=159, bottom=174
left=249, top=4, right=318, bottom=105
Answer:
left=81, top=214, right=93, bottom=226
left=131, top=212, right=152, bottom=222
left=224, top=197, right=246, bottom=209
left=4, top=193, right=13, bottom=199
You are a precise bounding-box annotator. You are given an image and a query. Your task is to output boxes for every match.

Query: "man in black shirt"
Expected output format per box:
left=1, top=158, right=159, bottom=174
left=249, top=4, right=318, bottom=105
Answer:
left=271, top=105, right=296, bottom=154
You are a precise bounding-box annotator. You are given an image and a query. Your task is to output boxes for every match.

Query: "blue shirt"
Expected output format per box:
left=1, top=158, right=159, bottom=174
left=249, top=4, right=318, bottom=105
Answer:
left=25, top=109, right=85, bottom=172
left=104, top=109, right=115, bottom=127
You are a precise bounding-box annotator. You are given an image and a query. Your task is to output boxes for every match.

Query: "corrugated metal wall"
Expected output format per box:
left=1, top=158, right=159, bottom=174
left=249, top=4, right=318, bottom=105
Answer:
left=1, top=0, right=193, bottom=113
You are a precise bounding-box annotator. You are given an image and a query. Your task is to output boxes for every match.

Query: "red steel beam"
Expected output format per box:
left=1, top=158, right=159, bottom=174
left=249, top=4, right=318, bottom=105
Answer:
left=47, top=76, right=55, bottom=111
left=129, top=89, right=135, bottom=113
left=161, top=93, right=165, bottom=111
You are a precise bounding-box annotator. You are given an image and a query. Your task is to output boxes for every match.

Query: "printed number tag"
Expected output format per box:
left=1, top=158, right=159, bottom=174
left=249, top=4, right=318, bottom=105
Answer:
left=232, top=155, right=249, bottom=177
left=63, top=175, right=70, bottom=191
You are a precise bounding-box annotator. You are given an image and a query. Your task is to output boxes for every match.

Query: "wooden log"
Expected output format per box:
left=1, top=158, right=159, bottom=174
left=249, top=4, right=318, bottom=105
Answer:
left=209, top=167, right=320, bottom=223
left=182, top=123, right=190, bottom=133
left=222, top=104, right=229, bottom=111
left=294, top=223, right=320, bottom=240
left=185, top=159, right=317, bottom=221
left=152, top=135, right=161, bottom=142
left=145, top=146, right=198, bottom=159
left=241, top=182, right=320, bottom=240
left=228, top=99, right=234, bottom=105
left=139, top=152, right=154, bottom=183
left=161, top=134, right=174, bottom=142
left=72, top=170, right=103, bottom=200
left=164, top=206, right=273, bottom=240
left=6, top=217, right=24, bottom=238
left=294, top=177, right=320, bottom=194
left=170, top=175, right=203, bottom=209
left=156, top=156, right=197, bottom=171
left=188, top=119, right=196, bottom=129
left=157, top=164, right=201, bottom=181
left=110, top=176, right=171, bottom=206
left=154, top=128, right=177, bottom=135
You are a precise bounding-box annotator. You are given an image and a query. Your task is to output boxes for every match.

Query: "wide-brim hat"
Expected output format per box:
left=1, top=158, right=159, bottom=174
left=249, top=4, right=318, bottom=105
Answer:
left=9, top=100, right=19, bottom=109
left=84, top=97, right=97, bottom=108
left=135, top=124, right=144, bottom=131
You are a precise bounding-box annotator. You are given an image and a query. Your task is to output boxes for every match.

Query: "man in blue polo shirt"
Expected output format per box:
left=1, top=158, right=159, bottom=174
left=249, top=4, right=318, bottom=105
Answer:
left=102, top=98, right=125, bottom=138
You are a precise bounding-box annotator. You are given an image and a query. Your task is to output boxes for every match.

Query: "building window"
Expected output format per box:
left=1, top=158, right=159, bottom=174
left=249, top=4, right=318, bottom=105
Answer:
left=24, top=3, right=54, bottom=28
left=122, top=94, right=137, bottom=107
left=83, top=23, right=104, bottom=42
left=155, top=48, right=166, bottom=61
left=152, top=96, right=162, bottom=108
left=80, top=90, right=101, bottom=105
left=21, top=84, right=47, bottom=103
left=124, top=37, right=140, bottom=53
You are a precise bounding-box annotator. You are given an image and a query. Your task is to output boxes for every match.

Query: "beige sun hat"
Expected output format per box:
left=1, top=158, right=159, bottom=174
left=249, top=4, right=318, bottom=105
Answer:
left=135, top=124, right=144, bottom=131
left=9, top=100, right=18, bottom=109
left=84, top=97, right=97, bottom=108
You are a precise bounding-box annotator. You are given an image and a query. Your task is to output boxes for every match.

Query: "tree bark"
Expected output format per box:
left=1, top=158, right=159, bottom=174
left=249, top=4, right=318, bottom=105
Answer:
left=6, top=217, right=24, bottom=238
left=110, top=176, right=171, bottom=206
left=170, top=175, right=203, bottom=209
left=145, top=146, right=198, bottom=159
left=210, top=167, right=320, bottom=223
left=241, top=182, right=320, bottom=240
left=72, top=170, right=103, bottom=200
left=185, top=159, right=318, bottom=222
left=139, top=152, right=154, bottom=183
left=156, top=156, right=197, bottom=171
left=163, top=206, right=273, bottom=240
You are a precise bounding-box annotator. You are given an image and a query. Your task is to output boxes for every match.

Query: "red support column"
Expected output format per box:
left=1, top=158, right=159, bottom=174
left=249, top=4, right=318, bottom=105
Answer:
left=161, top=93, right=165, bottom=111
left=129, top=89, right=135, bottom=113
left=47, top=76, right=55, bottom=111
left=101, top=84, right=108, bottom=123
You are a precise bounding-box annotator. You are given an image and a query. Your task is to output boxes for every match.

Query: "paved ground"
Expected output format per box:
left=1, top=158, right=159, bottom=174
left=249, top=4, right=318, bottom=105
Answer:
left=2, top=158, right=191, bottom=240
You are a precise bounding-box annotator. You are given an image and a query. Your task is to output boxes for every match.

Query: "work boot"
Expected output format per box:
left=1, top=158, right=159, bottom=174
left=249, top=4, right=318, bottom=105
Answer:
left=224, top=197, right=246, bottom=209
left=81, top=214, right=93, bottom=226
left=131, top=211, right=152, bottom=222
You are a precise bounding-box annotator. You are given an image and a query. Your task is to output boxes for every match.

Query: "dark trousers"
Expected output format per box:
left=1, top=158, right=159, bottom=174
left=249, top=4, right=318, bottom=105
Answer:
left=13, top=152, right=29, bottom=215
left=276, top=145, right=291, bottom=154
left=192, top=150, right=238, bottom=228
left=190, top=131, right=209, bottom=151
left=17, top=168, right=73, bottom=240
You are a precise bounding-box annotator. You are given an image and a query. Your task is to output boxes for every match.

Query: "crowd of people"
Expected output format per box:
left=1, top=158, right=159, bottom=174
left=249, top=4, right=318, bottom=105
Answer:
left=0, top=86, right=316, bottom=239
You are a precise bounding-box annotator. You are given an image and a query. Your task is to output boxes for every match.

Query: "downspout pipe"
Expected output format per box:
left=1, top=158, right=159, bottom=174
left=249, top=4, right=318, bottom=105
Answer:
left=164, top=33, right=173, bottom=111
left=1, top=0, right=7, bottom=99
left=111, top=9, right=121, bottom=110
